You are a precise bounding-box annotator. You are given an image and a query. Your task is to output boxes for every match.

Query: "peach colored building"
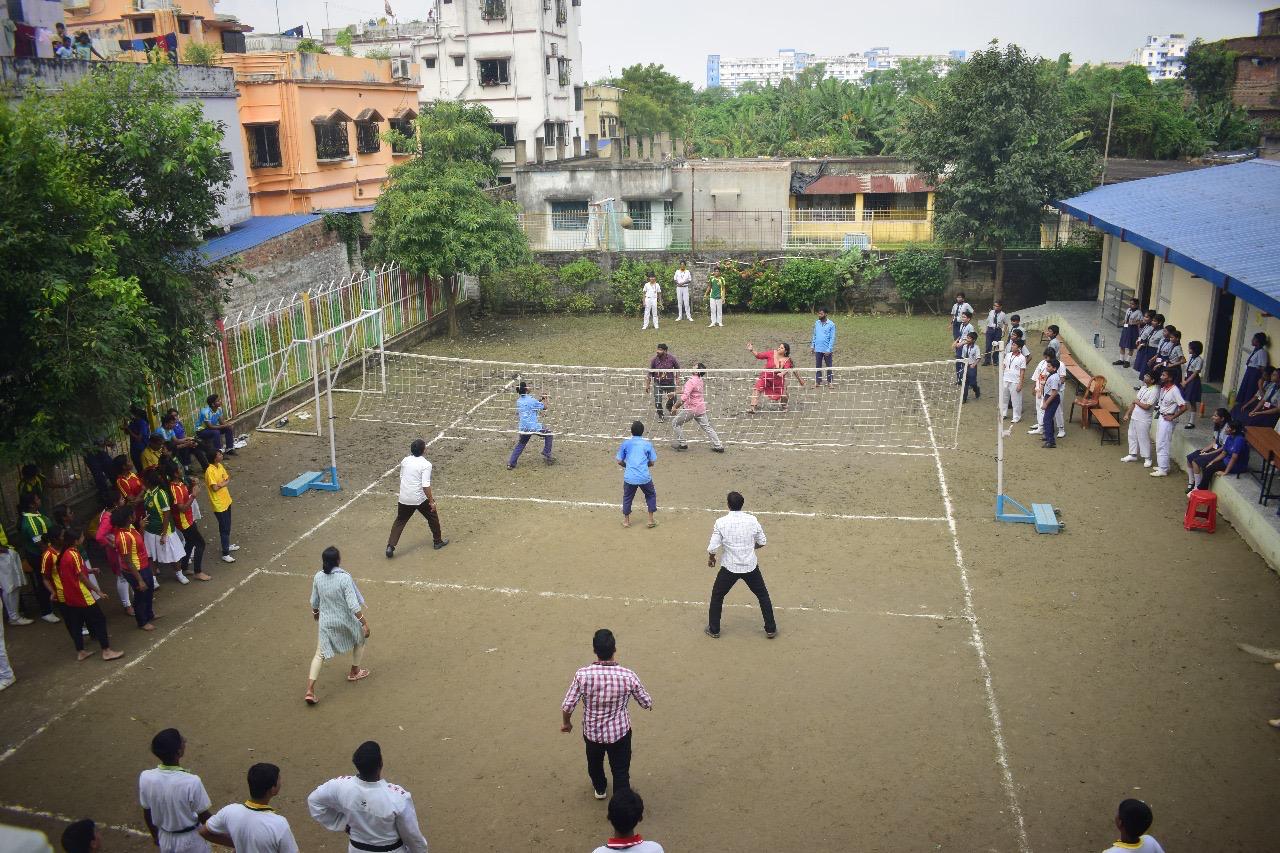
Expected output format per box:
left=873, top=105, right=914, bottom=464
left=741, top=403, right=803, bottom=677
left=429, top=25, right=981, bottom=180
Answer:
left=63, top=0, right=251, bottom=61
left=217, top=51, right=421, bottom=216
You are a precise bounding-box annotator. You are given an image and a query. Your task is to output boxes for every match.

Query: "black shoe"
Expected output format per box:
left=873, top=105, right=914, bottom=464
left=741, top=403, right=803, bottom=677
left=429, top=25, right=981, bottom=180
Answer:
left=385, top=545, right=395, bottom=559
left=543, top=455, right=556, bottom=465
left=224, top=449, right=238, bottom=456
left=433, top=539, right=450, bottom=550
left=704, top=626, right=720, bottom=639
left=711, top=447, right=725, bottom=453
left=1122, top=361, right=1131, bottom=368
left=766, top=629, right=778, bottom=639
left=1042, top=442, right=1056, bottom=448
left=675, top=444, right=689, bottom=451
left=1112, top=359, right=1125, bottom=366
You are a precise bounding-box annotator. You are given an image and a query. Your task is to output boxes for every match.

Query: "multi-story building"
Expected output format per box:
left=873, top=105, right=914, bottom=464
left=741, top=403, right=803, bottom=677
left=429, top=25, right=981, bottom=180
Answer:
left=583, top=83, right=623, bottom=148
left=1133, top=34, right=1188, bottom=81
left=61, top=0, right=251, bottom=62
left=216, top=51, right=421, bottom=215
left=708, top=47, right=956, bottom=90
left=1222, top=8, right=1280, bottom=159
left=320, top=0, right=585, bottom=173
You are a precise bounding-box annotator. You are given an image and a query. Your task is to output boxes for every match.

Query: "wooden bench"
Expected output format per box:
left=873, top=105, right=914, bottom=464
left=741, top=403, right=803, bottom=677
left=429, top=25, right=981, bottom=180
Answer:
left=1245, top=426, right=1280, bottom=504
left=1092, top=408, right=1121, bottom=444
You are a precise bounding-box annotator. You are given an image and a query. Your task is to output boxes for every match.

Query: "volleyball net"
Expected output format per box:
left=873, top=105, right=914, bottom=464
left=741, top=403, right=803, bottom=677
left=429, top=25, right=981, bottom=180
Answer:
left=350, top=351, right=963, bottom=451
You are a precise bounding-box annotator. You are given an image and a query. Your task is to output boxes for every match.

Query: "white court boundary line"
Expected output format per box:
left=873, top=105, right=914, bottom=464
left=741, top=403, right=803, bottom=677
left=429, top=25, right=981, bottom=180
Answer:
left=0, top=803, right=150, bottom=838
left=916, top=380, right=1031, bottom=853
left=375, top=492, right=947, bottom=524
left=258, top=569, right=956, bottom=621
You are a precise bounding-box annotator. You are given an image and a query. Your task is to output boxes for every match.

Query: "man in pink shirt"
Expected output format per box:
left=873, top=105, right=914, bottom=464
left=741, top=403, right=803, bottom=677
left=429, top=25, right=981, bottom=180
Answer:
left=668, top=362, right=724, bottom=453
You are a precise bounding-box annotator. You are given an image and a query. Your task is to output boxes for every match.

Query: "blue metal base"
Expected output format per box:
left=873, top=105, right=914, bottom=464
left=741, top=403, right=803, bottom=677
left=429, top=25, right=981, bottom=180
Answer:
left=281, top=466, right=341, bottom=497
left=995, top=494, right=1062, bottom=534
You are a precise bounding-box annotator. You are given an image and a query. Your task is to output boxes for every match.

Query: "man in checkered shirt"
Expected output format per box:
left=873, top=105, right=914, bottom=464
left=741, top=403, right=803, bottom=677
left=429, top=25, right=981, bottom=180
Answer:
left=705, top=490, right=777, bottom=639
left=560, top=628, right=653, bottom=800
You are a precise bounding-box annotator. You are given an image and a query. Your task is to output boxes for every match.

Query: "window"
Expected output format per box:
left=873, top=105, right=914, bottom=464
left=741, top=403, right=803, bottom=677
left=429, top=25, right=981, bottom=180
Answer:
left=221, top=30, right=246, bottom=53
left=627, top=200, right=652, bottom=231
left=489, top=123, right=516, bottom=146
left=177, top=18, right=191, bottom=34
left=314, top=121, right=350, bottom=161
left=556, top=0, right=567, bottom=25
left=356, top=120, right=381, bottom=154
left=551, top=201, right=589, bottom=231
left=545, top=56, right=551, bottom=76
left=478, top=58, right=510, bottom=86
left=424, top=56, right=436, bottom=69
left=389, top=117, right=415, bottom=153
left=663, top=200, right=675, bottom=226
left=245, top=124, right=282, bottom=168
left=557, top=57, right=571, bottom=87
left=133, top=16, right=155, bottom=34
left=574, top=85, right=583, bottom=111
left=480, top=0, right=506, bottom=20
left=451, top=54, right=464, bottom=67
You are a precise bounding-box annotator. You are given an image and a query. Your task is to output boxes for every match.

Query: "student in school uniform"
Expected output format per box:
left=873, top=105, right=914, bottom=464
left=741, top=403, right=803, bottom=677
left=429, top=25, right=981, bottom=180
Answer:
left=139, top=728, right=213, bottom=853
left=706, top=269, right=725, bottom=327
left=949, top=292, right=973, bottom=342
left=1190, top=419, right=1248, bottom=493
left=1147, top=325, right=1182, bottom=384
left=115, top=455, right=146, bottom=528
left=640, top=273, right=662, bottom=331
left=200, top=764, right=299, bottom=853
left=592, top=789, right=664, bottom=853
left=1039, top=357, right=1063, bottom=448
left=1232, top=332, right=1270, bottom=418
left=999, top=339, right=1027, bottom=425
left=1150, top=369, right=1188, bottom=477
left=96, top=492, right=133, bottom=616
left=165, top=461, right=210, bottom=582
left=1241, top=367, right=1280, bottom=427
left=1136, top=314, right=1165, bottom=383
left=1131, top=311, right=1156, bottom=382
left=953, top=311, right=976, bottom=383
left=1181, top=341, right=1205, bottom=429
left=142, top=468, right=187, bottom=586
left=113, top=505, right=156, bottom=632
left=672, top=261, right=694, bottom=322
left=616, top=421, right=658, bottom=529
left=1027, top=347, right=1066, bottom=437
left=43, top=527, right=123, bottom=661
left=17, top=492, right=58, bottom=624
left=204, top=449, right=239, bottom=563
left=1006, top=314, right=1025, bottom=354
left=1101, top=798, right=1166, bottom=853
left=0, top=523, right=29, bottom=627
left=982, top=300, right=1007, bottom=366
left=1185, top=408, right=1230, bottom=489
left=1122, top=372, right=1159, bottom=468
left=960, top=332, right=981, bottom=401
left=1114, top=298, right=1144, bottom=368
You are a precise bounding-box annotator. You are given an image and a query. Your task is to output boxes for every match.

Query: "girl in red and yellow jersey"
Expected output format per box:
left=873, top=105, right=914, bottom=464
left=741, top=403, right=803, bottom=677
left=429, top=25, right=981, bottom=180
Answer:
left=42, top=528, right=123, bottom=662
left=112, top=506, right=155, bottom=632
left=114, top=454, right=146, bottom=527
left=164, top=460, right=210, bottom=582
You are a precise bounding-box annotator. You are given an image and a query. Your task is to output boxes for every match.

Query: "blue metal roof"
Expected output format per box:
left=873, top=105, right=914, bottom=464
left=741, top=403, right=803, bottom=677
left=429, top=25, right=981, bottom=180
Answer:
left=1055, top=159, right=1280, bottom=315
left=200, top=214, right=322, bottom=263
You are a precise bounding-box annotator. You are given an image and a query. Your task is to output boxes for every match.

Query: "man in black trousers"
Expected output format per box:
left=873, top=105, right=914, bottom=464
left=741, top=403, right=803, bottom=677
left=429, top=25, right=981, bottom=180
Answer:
left=705, top=491, right=776, bottom=639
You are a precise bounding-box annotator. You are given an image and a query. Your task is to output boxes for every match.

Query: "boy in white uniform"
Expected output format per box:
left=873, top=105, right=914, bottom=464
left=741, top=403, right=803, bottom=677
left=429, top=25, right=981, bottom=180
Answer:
left=201, top=764, right=298, bottom=853
left=640, top=273, right=662, bottom=330
left=591, top=789, right=663, bottom=853
left=1100, top=798, right=1165, bottom=853
left=139, top=729, right=212, bottom=853
left=1151, top=369, right=1187, bottom=477
left=672, top=262, right=693, bottom=322
left=307, top=741, right=429, bottom=853
left=1121, top=373, right=1159, bottom=467
left=999, top=341, right=1027, bottom=426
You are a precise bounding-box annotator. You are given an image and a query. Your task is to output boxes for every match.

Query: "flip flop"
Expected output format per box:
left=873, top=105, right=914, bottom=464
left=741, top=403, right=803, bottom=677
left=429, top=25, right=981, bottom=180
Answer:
left=304, top=692, right=318, bottom=705
left=347, top=668, right=370, bottom=682
left=646, top=521, right=657, bottom=529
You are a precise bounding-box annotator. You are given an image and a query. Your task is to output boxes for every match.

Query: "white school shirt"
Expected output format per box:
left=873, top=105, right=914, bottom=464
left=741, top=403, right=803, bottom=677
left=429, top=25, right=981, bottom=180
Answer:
left=593, top=840, right=665, bottom=853
left=1132, top=383, right=1159, bottom=417
left=1046, top=337, right=1061, bottom=357
left=673, top=268, right=691, bottom=286
left=1124, top=308, right=1144, bottom=326
left=708, top=511, right=766, bottom=573
left=1042, top=371, right=1063, bottom=400
left=1031, top=359, right=1050, bottom=395
left=1101, top=835, right=1165, bottom=853
left=139, top=766, right=213, bottom=841
left=308, top=776, right=429, bottom=853
left=1002, top=352, right=1027, bottom=384
left=1185, top=354, right=1203, bottom=377
left=950, top=301, right=973, bottom=322
left=642, top=282, right=661, bottom=304
left=1247, top=346, right=1268, bottom=369
left=961, top=343, right=980, bottom=367
left=397, top=455, right=433, bottom=506
left=204, top=803, right=298, bottom=853
left=1156, top=384, right=1185, bottom=418
left=985, top=309, right=1006, bottom=330
left=956, top=321, right=976, bottom=342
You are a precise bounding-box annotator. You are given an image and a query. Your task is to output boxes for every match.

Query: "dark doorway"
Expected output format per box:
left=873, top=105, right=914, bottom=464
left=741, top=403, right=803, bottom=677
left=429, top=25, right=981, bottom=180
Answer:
left=1137, top=251, right=1155, bottom=307
left=1208, top=288, right=1236, bottom=385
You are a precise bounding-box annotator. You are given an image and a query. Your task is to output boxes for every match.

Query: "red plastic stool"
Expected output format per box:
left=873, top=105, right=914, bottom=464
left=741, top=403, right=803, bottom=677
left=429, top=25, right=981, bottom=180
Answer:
left=1184, top=489, right=1217, bottom=533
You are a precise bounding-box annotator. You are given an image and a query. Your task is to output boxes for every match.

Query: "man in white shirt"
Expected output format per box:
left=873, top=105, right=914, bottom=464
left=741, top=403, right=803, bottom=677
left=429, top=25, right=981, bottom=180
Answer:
left=641, top=273, right=662, bottom=330
left=201, top=764, right=299, bottom=853
left=140, top=728, right=213, bottom=852
left=982, top=300, right=1007, bottom=365
left=385, top=439, right=448, bottom=559
left=672, top=262, right=693, bottom=322
left=58, top=819, right=99, bottom=853
left=949, top=292, right=973, bottom=341
left=591, top=789, right=664, bottom=853
left=705, top=491, right=774, bottom=639
left=308, top=741, right=429, bottom=853
left=1100, top=799, right=1165, bottom=853
left=1151, top=369, right=1187, bottom=476
left=1000, top=342, right=1027, bottom=426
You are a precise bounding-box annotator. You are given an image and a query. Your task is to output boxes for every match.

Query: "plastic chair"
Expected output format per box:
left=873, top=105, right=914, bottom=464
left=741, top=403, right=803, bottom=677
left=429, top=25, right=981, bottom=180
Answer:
left=1071, top=375, right=1107, bottom=428
left=1184, top=489, right=1217, bottom=533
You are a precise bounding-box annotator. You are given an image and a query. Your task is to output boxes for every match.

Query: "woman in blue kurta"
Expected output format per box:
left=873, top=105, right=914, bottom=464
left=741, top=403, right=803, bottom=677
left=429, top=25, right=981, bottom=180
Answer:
left=305, top=546, right=368, bottom=706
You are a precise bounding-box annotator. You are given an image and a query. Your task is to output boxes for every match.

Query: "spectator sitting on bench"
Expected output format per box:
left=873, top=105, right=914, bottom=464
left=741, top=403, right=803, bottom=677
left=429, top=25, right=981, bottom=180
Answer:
left=1188, top=418, right=1248, bottom=495
left=1240, top=367, right=1280, bottom=427
left=1185, top=408, right=1229, bottom=492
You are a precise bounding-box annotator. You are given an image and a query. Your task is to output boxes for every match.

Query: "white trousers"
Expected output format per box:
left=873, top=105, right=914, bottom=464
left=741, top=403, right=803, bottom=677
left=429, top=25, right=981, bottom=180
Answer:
left=1127, top=413, right=1152, bottom=460
left=157, top=828, right=211, bottom=853
left=1000, top=380, right=1023, bottom=421
left=0, top=618, right=11, bottom=684
left=115, top=574, right=132, bottom=607
left=642, top=299, right=659, bottom=329
left=1155, top=417, right=1176, bottom=472
left=676, top=287, right=692, bottom=319
left=672, top=410, right=723, bottom=449
left=709, top=298, right=723, bottom=326
left=1, top=587, right=18, bottom=623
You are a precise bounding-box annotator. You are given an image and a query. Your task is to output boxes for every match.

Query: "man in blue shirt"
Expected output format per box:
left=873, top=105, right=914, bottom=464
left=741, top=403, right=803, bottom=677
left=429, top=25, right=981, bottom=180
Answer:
left=196, top=393, right=238, bottom=456
left=508, top=382, right=555, bottom=469
left=615, top=421, right=657, bottom=528
left=810, top=308, right=837, bottom=386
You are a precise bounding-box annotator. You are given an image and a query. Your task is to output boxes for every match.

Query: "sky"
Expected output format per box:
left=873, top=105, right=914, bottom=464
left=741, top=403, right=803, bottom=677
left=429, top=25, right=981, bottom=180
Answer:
left=217, top=0, right=1270, bottom=85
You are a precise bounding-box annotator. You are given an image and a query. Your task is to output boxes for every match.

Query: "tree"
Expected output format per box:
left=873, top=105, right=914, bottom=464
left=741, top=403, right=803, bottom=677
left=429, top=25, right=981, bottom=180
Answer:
left=888, top=245, right=948, bottom=315
left=899, top=42, right=1096, bottom=300
left=334, top=28, right=355, bottom=57
left=1183, top=39, right=1238, bottom=103
left=181, top=41, right=221, bottom=66
left=297, top=38, right=326, bottom=54
left=612, top=64, right=695, bottom=137
left=0, top=64, right=233, bottom=465
left=368, top=101, right=528, bottom=337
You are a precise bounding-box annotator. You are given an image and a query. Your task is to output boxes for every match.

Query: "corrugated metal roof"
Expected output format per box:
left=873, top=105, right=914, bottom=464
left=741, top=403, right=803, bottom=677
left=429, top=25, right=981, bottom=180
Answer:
left=200, top=214, right=322, bottom=262
left=800, top=174, right=933, bottom=195
left=1055, top=159, right=1280, bottom=314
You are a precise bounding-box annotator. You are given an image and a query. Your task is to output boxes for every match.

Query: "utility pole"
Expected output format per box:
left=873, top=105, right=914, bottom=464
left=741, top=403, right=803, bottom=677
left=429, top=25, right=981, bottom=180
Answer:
left=274, top=0, right=281, bottom=35
left=1099, top=92, right=1116, bottom=187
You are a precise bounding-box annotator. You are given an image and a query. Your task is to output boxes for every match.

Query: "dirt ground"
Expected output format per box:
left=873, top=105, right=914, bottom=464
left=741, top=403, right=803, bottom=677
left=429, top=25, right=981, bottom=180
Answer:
left=1, top=313, right=1278, bottom=852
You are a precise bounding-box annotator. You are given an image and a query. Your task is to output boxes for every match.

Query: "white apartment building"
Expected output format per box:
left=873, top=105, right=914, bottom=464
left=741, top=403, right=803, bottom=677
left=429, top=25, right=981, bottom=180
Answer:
left=707, top=47, right=956, bottom=90
left=321, top=0, right=585, bottom=172
left=1133, top=34, right=1188, bottom=81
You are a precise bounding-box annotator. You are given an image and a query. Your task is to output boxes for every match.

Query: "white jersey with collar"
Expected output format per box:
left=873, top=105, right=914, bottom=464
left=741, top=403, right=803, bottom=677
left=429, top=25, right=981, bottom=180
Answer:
left=307, top=776, right=428, bottom=853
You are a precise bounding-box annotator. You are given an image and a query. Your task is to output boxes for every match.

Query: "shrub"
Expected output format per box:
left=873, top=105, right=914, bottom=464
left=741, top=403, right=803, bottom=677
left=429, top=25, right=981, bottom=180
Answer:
left=745, top=264, right=784, bottom=312
left=181, top=41, right=220, bottom=66
left=832, top=249, right=885, bottom=311
left=562, top=293, right=596, bottom=314
left=779, top=257, right=837, bottom=312
left=557, top=258, right=602, bottom=292
left=483, top=263, right=556, bottom=314
left=888, top=244, right=948, bottom=315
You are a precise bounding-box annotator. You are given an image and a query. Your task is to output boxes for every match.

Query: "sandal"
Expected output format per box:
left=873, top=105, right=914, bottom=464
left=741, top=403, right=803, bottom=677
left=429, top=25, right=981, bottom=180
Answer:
left=304, top=691, right=318, bottom=705
left=347, top=668, right=370, bottom=682
left=646, top=521, right=657, bottom=529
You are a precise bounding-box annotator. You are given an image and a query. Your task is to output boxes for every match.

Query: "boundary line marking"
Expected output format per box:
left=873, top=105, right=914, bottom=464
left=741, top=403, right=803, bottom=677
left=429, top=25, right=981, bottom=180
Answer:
left=258, top=569, right=957, bottom=621
left=0, top=803, right=150, bottom=838
left=916, top=381, right=1031, bottom=853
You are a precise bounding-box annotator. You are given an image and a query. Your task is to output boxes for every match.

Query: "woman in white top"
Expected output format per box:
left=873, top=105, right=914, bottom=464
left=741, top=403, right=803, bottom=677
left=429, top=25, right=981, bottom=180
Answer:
left=305, top=546, right=370, bottom=706
left=1122, top=371, right=1159, bottom=468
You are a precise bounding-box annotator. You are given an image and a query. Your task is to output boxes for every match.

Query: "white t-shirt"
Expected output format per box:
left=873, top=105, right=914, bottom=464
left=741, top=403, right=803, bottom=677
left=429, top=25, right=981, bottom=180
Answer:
left=592, top=840, right=665, bottom=853
left=1043, top=371, right=1063, bottom=399
left=673, top=269, right=692, bottom=286
left=1002, top=352, right=1027, bottom=384
left=642, top=282, right=661, bottom=303
left=1102, top=835, right=1165, bottom=853
left=1132, top=383, right=1159, bottom=417
left=204, top=803, right=298, bottom=853
left=397, top=455, right=433, bottom=506
left=139, top=766, right=212, bottom=835
left=1157, top=384, right=1185, bottom=418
